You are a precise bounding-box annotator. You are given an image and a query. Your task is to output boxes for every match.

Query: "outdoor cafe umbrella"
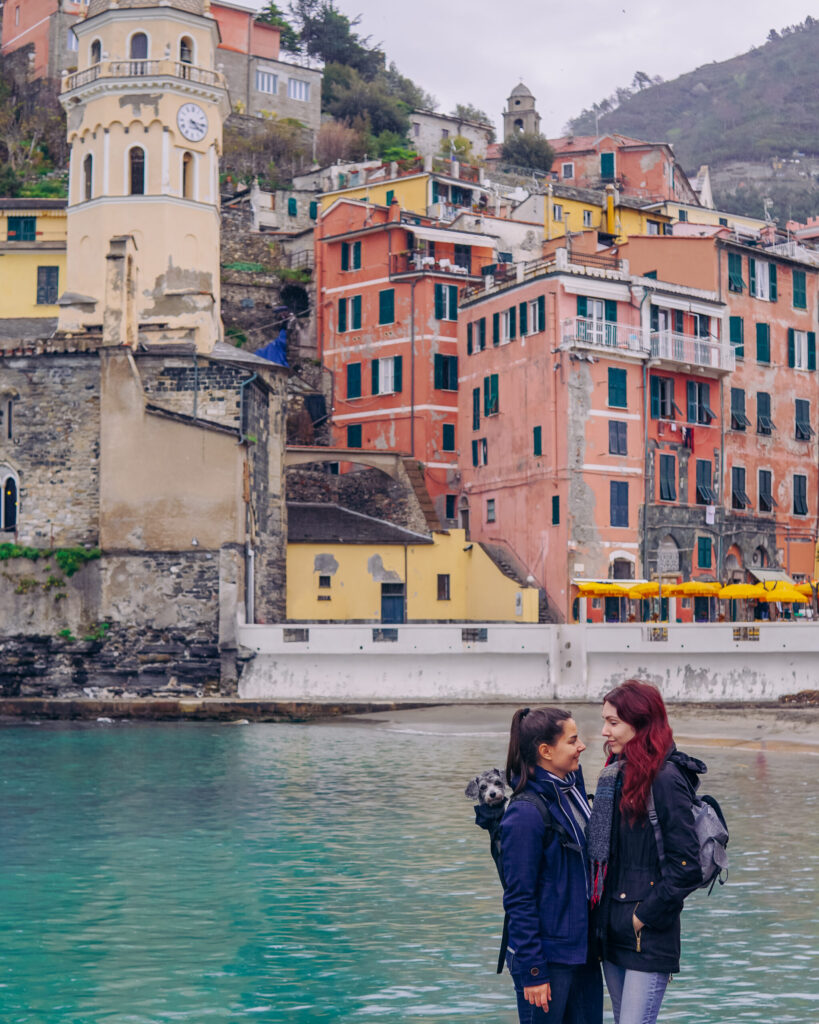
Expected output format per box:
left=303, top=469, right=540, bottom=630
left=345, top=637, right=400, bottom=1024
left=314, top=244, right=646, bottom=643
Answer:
left=795, top=581, right=817, bottom=596
left=576, top=581, right=631, bottom=597
left=755, top=586, right=808, bottom=603
left=717, top=583, right=761, bottom=599
left=628, top=581, right=659, bottom=598
left=672, top=580, right=722, bottom=597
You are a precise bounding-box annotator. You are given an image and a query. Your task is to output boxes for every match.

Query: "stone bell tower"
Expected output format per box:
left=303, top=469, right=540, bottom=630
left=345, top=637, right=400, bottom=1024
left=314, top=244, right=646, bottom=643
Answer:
left=58, top=0, right=230, bottom=352
left=503, top=82, right=541, bottom=141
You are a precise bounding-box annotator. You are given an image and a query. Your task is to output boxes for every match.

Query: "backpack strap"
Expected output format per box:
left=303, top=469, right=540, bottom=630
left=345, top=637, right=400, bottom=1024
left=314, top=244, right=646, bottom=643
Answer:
left=646, top=789, right=666, bottom=867
left=496, top=790, right=583, bottom=973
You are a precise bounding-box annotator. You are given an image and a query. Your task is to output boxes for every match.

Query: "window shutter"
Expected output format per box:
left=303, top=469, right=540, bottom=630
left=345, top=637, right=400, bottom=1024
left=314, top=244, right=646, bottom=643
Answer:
left=687, top=381, right=697, bottom=422
left=379, top=289, right=394, bottom=324
left=576, top=295, right=588, bottom=317
left=452, top=356, right=459, bottom=386
left=434, top=283, right=445, bottom=319
left=479, top=318, right=486, bottom=350
left=650, top=305, right=659, bottom=332
left=650, top=376, right=660, bottom=419
left=509, top=306, right=516, bottom=339
left=432, top=180, right=439, bottom=203
left=353, top=241, right=361, bottom=268
left=757, top=323, right=770, bottom=363
left=448, top=285, right=458, bottom=320
left=605, top=299, right=617, bottom=323
left=393, top=356, right=402, bottom=392
left=533, top=425, right=542, bottom=456
left=341, top=242, right=349, bottom=271
left=729, top=315, right=744, bottom=357
left=371, top=359, right=380, bottom=395
left=347, top=361, right=361, bottom=399
left=551, top=495, right=559, bottom=525
left=519, top=302, right=527, bottom=336
left=788, top=327, right=795, bottom=368
left=794, top=270, right=807, bottom=309
left=338, top=298, right=347, bottom=333
left=491, top=373, right=498, bottom=412
left=386, top=189, right=394, bottom=206
left=703, top=382, right=711, bottom=418
left=769, top=262, right=777, bottom=302
left=472, top=388, right=480, bottom=429
left=537, top=295, right=545, bottom=331
left=749, top=257, right=756, bottom=295
left=467, top=322, right=473, bottom=355
left=288, top=197, right=297, bottom=216
left=483, top=376, right=490, bottom=416
left=351, top=295, right=362, bottom=330
left=471, top=439, right=478, bottom=467
left=434, top=354, right=443, bottom=389
left=809, top=332, right=816, bottom=371
left=309, top=201, right=318, bottom=220
left=493, top=312, right=500, bottom=346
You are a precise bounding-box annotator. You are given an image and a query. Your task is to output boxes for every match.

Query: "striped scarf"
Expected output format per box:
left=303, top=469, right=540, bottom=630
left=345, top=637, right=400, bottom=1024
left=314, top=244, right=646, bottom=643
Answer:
left=586, top=760, right=622, bottom=906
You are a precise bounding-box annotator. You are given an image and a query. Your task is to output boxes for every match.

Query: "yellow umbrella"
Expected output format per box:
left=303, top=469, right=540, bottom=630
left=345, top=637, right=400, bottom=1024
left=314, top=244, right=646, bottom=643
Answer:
left=576, top=581, right=631, bottom=597
left=675, top=580, right=722, bottom=596
left=795, top=581, right=816, bottom=596
left=718, top=583, right=761, bottom=599
left=628, top=581, right=659, bottom=598
left=756, top=587, right=808, bottom=603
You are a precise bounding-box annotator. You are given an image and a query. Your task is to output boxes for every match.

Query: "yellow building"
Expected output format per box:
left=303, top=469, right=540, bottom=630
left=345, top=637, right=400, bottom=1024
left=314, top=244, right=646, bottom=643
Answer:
left=644, top=199, right=767, bottom=235
left=0, top=200, right=67, bottom=320
left=287, top=502, right=539, bottom=622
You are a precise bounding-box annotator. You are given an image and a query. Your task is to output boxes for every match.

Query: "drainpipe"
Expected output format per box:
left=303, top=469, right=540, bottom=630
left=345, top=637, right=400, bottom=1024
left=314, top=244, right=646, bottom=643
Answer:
left=719, top=376, right=725, bottom=577
left=238, top=372, right=258, bottom=623
left=546, top=183, right=553, bottom=241
left=192, top=351, right=199, bottom=419
left=410, top=277, right=419, bottom=457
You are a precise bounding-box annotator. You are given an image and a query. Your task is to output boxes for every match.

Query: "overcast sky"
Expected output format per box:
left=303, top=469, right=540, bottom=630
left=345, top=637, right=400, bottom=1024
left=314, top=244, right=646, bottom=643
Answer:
left=247, top=1, right=817, bottom=134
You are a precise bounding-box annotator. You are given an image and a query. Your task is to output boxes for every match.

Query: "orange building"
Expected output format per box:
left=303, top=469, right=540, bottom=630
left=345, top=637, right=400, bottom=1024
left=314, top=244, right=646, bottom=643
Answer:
left=457, top=237, right=729, bottom=622
left=548, top=133, right=699, bottom=206
left=618, top=230, right=819, bottom=583
left=0, top=0, right=89, bottom=79
left=315, top=197, right=495, bottom=524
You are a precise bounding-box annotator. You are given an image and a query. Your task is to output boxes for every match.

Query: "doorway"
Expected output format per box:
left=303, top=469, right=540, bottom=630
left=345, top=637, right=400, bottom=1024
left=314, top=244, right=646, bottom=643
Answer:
left=381, top=583, right=405, bottom=624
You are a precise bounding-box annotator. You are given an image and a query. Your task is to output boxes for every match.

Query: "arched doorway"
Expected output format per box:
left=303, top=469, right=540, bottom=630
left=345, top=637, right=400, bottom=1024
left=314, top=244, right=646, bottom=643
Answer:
left=1, top=469, right=18, bottom=531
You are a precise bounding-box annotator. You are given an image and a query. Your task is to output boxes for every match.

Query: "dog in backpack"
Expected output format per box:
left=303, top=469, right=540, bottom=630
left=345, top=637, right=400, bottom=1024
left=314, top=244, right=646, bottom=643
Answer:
left=465, top=769, right=510, bottom=880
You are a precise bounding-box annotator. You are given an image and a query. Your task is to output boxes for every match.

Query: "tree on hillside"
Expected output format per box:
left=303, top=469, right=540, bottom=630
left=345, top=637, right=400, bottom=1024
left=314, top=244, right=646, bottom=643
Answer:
left=255, top=3, right=300, bottom=51
left=632, top=70, right=651, bottom=91
left=289, top=0, right=384, bottom=78
left=500, top=131, right=554, bottom=173
left=439, top=134, right=474, bottom=162
left=452, top=102, right=491, bottom=124
left=322, top=62, right=409, bottom=137
left=382, top=61, right=436, bottom=112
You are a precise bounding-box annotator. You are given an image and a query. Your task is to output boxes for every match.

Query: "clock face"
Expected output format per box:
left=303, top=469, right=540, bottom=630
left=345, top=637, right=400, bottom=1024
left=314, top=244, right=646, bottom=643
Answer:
left=177, top=103, right=208, bottom=142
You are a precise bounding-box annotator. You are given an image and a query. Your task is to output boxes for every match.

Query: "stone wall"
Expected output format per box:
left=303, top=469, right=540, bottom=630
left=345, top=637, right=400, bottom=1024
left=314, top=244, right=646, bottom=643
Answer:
left=138, top=354, right=245, bottom=429
left=0, top=353, right=100, bottom=548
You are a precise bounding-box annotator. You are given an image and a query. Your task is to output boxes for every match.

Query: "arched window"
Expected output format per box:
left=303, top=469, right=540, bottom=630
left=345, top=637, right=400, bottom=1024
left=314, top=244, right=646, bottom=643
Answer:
left=130, top=33, right=148, bottom=59
left=180, top=36, right=193, bottom=63
left=1, top=470, right=18, bottom=532
left=514, top=118, right=524, bottom=132
left=83, top=153, right=93, bottom=200
left=90, top=39, right=101, bottom=64
left=182, top=151, right=194, bottom=199
left=129, top=147, right=145, bottom=195
left=610, top=558, right=634, bottom=580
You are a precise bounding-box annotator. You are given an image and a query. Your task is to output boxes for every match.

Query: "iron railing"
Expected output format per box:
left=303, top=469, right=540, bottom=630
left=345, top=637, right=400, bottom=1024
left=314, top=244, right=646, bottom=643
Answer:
left=562, top=317, right=649, bottom=355
left=650, top=331, right=735, bottom=372
left=63, top=60, right=224, bottom=92
left=389, top=251, right=476, bottom=279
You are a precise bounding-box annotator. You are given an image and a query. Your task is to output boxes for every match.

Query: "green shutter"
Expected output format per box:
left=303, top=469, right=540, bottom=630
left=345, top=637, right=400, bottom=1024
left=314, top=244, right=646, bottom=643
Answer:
left=608, top=368, right=626, bottom=408
left=551, top=495, right=559, bottom=525
left=386, top=189, right=394, bottom=206
left=442, top=423, right=455, bottom=451
left=448, top=285, right=458, bottom=321
left=467, top=322, right=473, bottom=355
left=577, top=295, right=588, bottom=317
left=533, top=425, right=542, bottom=456
left=338, top=297, right=347, bottom=333
left=432, top=180, right=439, bottom=203
left=509, top=306, right=516, bottom=339
left=687, top=381, right=697, bottom=422
left=347, top=361, right=361, bottom=399
left=353, top=240, right=361, bottom=268
left=341, top=242, right=349, bottom=271
left=650, top=376, right=660, bottom=419
left=371, top=359, right=380, bottom=395
left=537, top=295, right=545, bottom=332
left=601, top=152, right=614, bottom=178
left=379, top=289, right=394, bottom=324
left=809, top=332, right=816, bottom=371
left=650, top=305, right=659, bottom=333
left=434, top=283, right=445, bottom=319
left=491, top=373, right=498, bottom=413
left=757, top=323, right=770, bottom=364
left=472, top=387, right=480, bottom=429
left=769, top=262, right=777, bottom=302
left=394, top=355, right=403, bottom=392
left=729, top=315, right=744, bottom=358
left=351, top=294, right=362, bottom=330
left=347, top=424, right=362, bottom=448
left=434, top=354, right=443, bottom=389
left=605, top=299, right=617, bottom=323
left=483, top=376, right=490, bottom=416
left=288, top=197, right=297, bottom=216
left=749, top=257, right=756, bottom=295
left=794, top=270, right=807, bottom=309
left=309, top=201, right=318, bottom=220
left=788, top=327, right=795, bottom=367
left=479, top=318, right=486, bottom=350
left=471, top=439, right=478, bottom=466
left=493, top=312, right=500, bottom=346
left=519, top=301, right=528, bottom=336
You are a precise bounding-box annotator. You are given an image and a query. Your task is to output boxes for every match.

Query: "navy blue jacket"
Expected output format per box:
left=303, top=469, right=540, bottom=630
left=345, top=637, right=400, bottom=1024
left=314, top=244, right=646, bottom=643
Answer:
left=500, top=766, right=591, bottom=985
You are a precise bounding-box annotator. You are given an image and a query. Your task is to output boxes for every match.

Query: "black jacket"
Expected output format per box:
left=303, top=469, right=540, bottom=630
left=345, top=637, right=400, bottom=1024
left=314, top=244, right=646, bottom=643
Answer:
left=595, top=747, right=704, bottom=974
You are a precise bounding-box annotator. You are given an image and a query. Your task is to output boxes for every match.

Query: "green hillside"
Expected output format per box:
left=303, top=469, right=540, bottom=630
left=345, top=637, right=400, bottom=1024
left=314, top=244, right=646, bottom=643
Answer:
left=567, top=19, right=819, bottom=169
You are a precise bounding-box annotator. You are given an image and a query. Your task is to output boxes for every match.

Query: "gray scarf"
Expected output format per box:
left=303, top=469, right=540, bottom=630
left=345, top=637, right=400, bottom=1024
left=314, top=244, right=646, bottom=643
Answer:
left=586, top=760, right=622, bottom=906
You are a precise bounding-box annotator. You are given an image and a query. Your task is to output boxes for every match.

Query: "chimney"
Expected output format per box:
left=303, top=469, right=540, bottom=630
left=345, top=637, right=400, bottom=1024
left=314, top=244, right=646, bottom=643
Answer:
left=103, top=235, right=139, bottom=348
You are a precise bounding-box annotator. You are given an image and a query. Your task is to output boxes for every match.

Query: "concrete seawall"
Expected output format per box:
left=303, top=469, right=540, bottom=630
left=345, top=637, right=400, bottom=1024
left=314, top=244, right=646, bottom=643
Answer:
left=237, top=621, right=819, bottom=702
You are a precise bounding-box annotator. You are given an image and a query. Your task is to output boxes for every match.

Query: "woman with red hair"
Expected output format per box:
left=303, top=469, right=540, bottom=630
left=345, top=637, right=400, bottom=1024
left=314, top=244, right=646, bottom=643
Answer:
left=586, top=681, right=705, bottom=1024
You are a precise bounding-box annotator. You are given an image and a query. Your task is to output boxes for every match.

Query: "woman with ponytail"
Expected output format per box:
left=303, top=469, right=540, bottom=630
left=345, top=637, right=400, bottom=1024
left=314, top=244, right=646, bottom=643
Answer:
left=587, top=681, right=706, bottom=1024
left=500, top=707, right=603, bottom=1024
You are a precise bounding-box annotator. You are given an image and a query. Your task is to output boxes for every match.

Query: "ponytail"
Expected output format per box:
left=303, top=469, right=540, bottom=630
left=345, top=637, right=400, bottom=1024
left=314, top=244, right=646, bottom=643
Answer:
left=505, top=706, right=572, bottom=794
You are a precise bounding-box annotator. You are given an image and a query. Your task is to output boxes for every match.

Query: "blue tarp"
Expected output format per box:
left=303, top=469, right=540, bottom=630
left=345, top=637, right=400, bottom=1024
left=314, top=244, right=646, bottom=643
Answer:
left=255, top=328, right=288, bottom=367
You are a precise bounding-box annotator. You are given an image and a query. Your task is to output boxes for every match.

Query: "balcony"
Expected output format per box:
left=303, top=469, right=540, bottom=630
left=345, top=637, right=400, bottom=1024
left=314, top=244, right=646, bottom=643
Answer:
left=562, top=317, right=649, bottom=356
left=389, top=251, right=480, bottom=280
left=62, top=60, right=225, bottom=94
left=650, top=331, right=735, bottom=373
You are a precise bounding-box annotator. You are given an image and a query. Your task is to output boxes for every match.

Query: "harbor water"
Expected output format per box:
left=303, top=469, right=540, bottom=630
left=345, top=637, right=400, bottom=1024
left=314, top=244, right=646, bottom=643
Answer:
left=1, top=708, right=817, bottom=1023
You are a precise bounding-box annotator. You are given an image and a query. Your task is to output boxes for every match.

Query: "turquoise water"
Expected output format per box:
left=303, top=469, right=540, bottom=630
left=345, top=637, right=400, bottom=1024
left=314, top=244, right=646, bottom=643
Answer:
left=0, top=715, right=817, bottom=1023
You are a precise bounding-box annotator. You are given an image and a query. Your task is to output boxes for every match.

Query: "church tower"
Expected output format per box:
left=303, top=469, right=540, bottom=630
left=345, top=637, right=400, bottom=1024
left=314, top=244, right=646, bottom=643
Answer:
left=58, top=0, right=230, bottom=352
left=503, top=82, right=541, bottom=141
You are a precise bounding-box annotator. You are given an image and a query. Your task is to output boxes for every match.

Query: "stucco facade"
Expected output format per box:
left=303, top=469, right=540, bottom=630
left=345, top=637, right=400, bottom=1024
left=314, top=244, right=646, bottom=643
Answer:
left=0, top=200, right=67, bottom=320
left=409, top=110, right=495, bottom=161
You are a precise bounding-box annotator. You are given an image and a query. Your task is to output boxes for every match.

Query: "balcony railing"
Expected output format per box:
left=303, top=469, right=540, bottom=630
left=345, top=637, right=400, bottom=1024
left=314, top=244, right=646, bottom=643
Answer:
left=389, top=251, right=477, bottom=279
left=562, top=317, right=649, bottom=355
left=566, top=249, right=623, bottom=272
left=62, top=60, right=225, bottom=93
left=650, top=331, right=735, bottom=372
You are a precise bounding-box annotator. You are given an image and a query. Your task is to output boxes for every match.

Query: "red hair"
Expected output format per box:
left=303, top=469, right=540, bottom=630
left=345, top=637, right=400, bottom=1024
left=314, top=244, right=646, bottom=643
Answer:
left=604, top=680, right=673, bottom=822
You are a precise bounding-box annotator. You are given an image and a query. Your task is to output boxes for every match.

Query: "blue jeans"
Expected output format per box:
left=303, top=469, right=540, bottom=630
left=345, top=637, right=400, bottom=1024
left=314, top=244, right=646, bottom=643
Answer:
left=508, top=957, right=603, bottom=1024
left=602, top=961, right=669, bottom=1024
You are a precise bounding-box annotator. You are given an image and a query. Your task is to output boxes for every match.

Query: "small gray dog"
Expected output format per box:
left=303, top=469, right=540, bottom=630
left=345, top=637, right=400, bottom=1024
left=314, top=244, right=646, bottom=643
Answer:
left=465, top=768, right=508, bottom=808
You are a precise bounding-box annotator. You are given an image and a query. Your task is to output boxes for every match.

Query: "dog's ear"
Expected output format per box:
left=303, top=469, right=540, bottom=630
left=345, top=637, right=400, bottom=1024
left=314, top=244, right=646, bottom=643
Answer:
left=496, top=769, right=507, bottom=787
left=465, top=777, right=480, bottom=799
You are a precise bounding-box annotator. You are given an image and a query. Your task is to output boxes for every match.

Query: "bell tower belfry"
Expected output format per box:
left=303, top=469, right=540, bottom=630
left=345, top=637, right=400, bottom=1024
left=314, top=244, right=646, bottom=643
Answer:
left=59, top=0, right=230, bottom=352
left=503, top=82, right=541, bottom=141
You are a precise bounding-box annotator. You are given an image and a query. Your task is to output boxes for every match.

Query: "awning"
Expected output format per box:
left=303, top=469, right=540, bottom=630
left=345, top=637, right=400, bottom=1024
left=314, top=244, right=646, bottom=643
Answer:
left=407, top=224, right=497, bottom=248
left=749, top=568, right=794, bottom=584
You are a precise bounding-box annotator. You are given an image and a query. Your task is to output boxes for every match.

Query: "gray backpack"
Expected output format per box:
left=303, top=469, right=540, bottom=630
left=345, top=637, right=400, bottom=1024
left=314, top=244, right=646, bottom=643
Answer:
left=647, top=786, right=729, bottom=892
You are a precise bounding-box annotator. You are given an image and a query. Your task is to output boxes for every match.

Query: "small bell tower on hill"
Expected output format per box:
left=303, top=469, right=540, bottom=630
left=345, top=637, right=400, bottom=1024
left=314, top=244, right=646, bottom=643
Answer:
left=503, top=82, right=541, bottom=140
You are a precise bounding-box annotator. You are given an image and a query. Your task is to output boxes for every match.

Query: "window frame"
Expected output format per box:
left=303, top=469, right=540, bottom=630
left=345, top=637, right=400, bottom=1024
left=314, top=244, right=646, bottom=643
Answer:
left=608, top=419, right=627, bottom=455
left=794, top=473, right=808, bottom=516
left=255, top=68, right=278, bottom=94
left=730, top=387, right=751, bottom=431
left=610, top=481, right=629, bottom=528
left=442, top=422, right=455, bottom=452
left=607, top=367, right=627, bottom=409
left=758, top=469, right=776, bottom=513
left=36, top=266, right=59, bottom=305
left=486, top=498, right=496, bottom=523
left=287, top=78, right=310, bottom=102
left=695, top=459, right=718, bottom=505
left=437, top=573, right=451, bottom=601
left=795, top=398, right=814, bottom=441
left=757, top=391, right=775, bottom=435
left=659, top=453, right=676, bottom=502
left=731, top=466, right=751, bottom=510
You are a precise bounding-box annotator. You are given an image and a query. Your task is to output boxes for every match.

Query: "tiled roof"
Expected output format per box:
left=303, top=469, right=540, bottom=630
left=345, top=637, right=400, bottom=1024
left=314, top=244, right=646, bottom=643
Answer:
left=88, top=0, right=204, bottom=16
left=288, top=503, right=432, bottom=545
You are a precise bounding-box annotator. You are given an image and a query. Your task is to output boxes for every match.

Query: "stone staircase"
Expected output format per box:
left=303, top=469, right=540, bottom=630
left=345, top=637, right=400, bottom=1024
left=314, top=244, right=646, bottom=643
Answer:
left=400, top=458, right=440, bottom=531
